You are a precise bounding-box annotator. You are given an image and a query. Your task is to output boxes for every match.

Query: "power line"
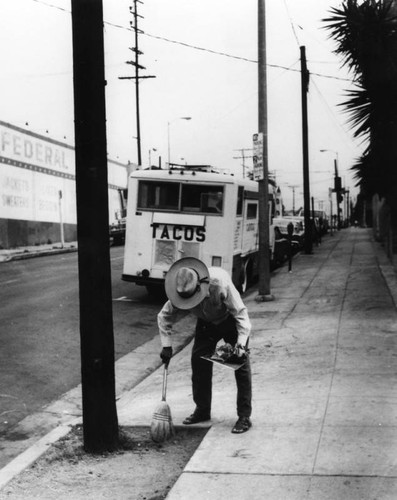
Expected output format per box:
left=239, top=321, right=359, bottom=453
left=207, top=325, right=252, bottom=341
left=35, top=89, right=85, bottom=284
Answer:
left=31, top=0, right=69, bottom=14
left=268, top=59, right=299, bottom=84
left=310, top=77, right=362, bottom=154
left=132, top=30, right=352, bottom=81
left=28, top=0, right=353, bottom=82
left=233, top=148, right=254, bottom=179
left=144, top=32, right=258, bottom=64
left=282, top=0, right=301, bottom=48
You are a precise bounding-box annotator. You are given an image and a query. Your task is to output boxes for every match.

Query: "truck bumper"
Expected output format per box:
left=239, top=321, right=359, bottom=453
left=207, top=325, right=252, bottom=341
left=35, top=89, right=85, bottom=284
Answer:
left=121, top=274, right=164, bottom=287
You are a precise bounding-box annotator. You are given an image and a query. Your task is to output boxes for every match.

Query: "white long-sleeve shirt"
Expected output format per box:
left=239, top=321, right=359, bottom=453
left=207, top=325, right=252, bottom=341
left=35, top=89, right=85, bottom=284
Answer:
left=157, top=266, right=251, bottom=348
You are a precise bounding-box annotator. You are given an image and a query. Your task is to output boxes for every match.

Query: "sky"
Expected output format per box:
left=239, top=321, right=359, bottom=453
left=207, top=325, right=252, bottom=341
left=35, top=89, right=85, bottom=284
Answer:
left=0, top=0, right=364, bottom=213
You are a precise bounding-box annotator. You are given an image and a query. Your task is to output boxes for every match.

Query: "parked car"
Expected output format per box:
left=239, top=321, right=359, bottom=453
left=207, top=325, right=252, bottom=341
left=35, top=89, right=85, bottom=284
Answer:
left=273, top=216, right=305, bottom=249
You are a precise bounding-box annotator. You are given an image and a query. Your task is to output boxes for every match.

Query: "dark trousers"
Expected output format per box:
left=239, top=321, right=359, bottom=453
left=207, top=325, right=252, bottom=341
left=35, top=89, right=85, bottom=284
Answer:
left=191, top=316, right=252, bottom=418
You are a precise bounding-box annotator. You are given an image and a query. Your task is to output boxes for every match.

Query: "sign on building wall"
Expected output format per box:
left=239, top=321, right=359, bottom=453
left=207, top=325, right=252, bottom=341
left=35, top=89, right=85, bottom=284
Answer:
left=0, top=121, right=127, bottom=226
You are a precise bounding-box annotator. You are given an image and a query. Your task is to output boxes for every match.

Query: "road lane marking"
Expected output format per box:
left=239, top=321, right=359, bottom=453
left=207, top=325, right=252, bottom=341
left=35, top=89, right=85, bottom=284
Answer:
left=113, top=296, right=139, bottom=302
left=0, top=279, right=20, bottom=285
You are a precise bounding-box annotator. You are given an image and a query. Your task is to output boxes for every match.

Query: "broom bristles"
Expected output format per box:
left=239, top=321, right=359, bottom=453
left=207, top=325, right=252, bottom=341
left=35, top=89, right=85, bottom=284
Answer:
left=150, top=400, right=175, bottom=443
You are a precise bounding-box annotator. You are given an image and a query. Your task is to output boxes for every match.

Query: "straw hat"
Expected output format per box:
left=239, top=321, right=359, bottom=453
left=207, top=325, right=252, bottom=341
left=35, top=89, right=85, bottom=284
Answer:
left=164, top=257, right=210, bottom=309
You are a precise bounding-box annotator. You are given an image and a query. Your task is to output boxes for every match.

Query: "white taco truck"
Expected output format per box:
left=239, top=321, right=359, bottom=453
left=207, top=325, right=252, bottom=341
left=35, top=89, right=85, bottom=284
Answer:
left=122, top=165, right=284, bottom=294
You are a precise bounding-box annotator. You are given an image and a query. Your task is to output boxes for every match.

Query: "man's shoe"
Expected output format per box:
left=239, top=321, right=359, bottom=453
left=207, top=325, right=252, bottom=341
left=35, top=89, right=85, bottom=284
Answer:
left=231, top=416, right=252, bottom=434
left=183, top=411, right=211, bottom=425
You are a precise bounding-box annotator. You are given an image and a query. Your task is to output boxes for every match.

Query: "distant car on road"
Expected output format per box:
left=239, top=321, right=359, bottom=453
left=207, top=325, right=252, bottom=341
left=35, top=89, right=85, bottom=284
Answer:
left=109, top=216, right=126, bottom=245
left=296, top=209, right=329, bottom=235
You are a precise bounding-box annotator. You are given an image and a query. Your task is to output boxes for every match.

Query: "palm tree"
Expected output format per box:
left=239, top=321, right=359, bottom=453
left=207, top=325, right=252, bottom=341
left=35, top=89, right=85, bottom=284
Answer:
left=323, top=0, right=397, bottom=241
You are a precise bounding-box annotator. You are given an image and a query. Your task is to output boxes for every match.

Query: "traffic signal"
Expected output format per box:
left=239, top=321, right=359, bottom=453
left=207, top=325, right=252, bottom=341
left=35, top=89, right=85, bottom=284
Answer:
left=334, top=176, right=342, bottom=192
left=337, top=191, right=344, bottom=204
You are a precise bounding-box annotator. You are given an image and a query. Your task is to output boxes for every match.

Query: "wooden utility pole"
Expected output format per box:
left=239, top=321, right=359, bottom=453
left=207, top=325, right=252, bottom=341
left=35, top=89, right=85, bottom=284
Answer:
left=256, top=0, right=273, bottom=301
left=71, top=0, right=119, bottom=452
left=300, top=46, right=312, bottom=254
left=132, top=0, right=142, bottom=165
left=334, top=158, right=342, bottom=229
left=119, top=0, right=155, bottom=167
left=233, top=148, right=253, bottom=178
left=288, top=184, right=299, bottom=214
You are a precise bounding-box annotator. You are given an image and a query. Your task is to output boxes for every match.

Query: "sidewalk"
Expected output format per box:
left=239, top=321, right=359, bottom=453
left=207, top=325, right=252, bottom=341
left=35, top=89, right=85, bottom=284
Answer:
left=0, top=241, right=77, bottom=262
left=1, top=228, right=397, bottom=499
left=118, top=227, right=397, bottom=499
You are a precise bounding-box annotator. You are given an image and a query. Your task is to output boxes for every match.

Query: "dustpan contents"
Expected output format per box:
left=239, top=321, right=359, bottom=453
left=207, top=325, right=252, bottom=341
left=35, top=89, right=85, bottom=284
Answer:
left=213, top=343, right=234, bottom=361
left=211, top=343, right=247, bottom=364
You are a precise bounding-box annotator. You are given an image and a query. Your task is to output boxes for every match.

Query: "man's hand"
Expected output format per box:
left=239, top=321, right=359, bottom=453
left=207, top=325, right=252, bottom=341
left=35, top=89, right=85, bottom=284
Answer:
left=234, top=344, right=247, bottom=359
left=160, top=346, right=173, bottom=366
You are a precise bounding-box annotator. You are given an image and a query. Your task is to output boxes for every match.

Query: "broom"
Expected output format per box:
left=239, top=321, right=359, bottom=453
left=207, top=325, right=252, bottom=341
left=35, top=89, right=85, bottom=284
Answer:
left=150, top=363, right=175, bottom=443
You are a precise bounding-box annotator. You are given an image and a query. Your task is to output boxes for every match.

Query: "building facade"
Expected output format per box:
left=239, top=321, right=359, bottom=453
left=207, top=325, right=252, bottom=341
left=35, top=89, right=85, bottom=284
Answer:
left=0, top=120, right=128, bottom=248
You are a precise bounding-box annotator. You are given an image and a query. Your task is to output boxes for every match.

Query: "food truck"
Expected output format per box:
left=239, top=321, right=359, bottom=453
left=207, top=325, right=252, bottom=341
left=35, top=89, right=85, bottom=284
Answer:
left=122, top=165, right=283, bottom=294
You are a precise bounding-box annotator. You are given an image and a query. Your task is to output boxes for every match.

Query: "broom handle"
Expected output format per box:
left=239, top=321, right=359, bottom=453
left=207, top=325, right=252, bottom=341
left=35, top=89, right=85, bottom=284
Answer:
left=162, top=364, right=168, bottom=401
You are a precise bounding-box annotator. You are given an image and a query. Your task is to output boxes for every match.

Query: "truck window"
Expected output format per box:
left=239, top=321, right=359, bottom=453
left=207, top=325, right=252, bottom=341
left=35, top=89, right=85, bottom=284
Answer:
left=236, top=186, right=243, bottom=216
left=247, top=202, right=258, bottom=219
left=181, top=184, right=224, bottom=214
left=137, top=181, right=180, bottom=210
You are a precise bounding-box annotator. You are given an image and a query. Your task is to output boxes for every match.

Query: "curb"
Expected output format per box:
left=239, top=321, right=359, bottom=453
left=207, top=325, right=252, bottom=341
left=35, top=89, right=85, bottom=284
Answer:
left=0, top=421, right=79, bottom=491
left=11, top=247, right=78, bottom=261
left=0, top=319, right=195, bottom=491
left=0, top=246, right=77, bottom=263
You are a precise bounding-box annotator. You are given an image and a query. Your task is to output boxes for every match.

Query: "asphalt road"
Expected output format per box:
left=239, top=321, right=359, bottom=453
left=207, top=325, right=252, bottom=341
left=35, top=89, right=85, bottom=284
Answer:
left=0, top=246, right=165, bottom=437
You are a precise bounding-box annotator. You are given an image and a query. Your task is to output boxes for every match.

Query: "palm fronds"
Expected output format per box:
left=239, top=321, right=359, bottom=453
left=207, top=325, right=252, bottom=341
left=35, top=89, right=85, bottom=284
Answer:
left=323, top=1, right=397, bottom=199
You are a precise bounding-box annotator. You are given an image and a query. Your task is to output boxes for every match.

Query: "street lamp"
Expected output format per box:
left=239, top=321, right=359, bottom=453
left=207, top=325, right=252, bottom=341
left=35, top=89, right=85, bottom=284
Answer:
left=167, top=117, right=192, bottom=167
left=319, top=149, right=340, bottom=182
left=320, top=149, right=342, bottom=229
left=320, top=149, right=338, bottom=161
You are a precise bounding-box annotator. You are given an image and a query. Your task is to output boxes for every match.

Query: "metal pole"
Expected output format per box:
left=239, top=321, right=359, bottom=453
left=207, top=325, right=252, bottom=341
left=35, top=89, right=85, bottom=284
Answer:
left=292, top=187, right=295, bottom=215
left=167, top=121, right=171, bottom=167
left=347, top=189, right=350, bottom=225
left=334, top=158, right=341, bottom=229
left=256, top=0, right=273, bottom=301
left=301, top=46, right=312, bottom=254
left=58, top=189, right=64, bottom=248
left=133, top=0, right=142, bottom=166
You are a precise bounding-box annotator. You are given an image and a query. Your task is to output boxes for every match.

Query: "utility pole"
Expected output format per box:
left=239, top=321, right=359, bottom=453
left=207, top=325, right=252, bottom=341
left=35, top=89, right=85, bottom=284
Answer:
left=58, top=189, right=64, bottom=248
left=233, top=148, right=253, bottom=178
left=346, top=188, right=350, bottom=225
left=119, top=0, right=155, bottom=167
left=300, top=46, right=312, bottom=254
left=287, top=184, right=299, bottom=214
left=333, top=157, right=343, bottom=229
left=71, top=0, right=119, bottom=452
left=256, top=0, right=273, bottom=302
